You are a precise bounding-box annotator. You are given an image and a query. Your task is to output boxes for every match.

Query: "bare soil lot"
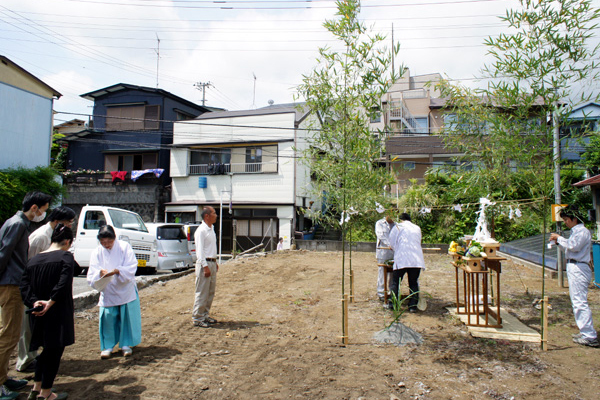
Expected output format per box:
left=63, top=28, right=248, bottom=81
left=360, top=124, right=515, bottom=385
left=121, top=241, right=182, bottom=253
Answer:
left=14, top=250, right=600, bottom=399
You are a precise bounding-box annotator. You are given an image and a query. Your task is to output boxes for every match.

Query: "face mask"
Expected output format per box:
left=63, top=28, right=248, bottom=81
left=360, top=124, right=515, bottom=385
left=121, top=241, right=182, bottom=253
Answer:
left=32, top=211, right=46, bottom=223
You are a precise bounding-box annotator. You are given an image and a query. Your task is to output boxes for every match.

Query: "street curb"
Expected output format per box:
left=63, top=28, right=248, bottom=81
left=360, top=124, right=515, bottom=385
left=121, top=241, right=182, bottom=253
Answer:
left=73, top=268, right=195, bottom=310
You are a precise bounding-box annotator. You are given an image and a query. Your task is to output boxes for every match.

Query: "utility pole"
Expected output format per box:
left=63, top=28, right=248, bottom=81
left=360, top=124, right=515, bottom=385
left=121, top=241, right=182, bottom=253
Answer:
left=155, top=33, right=160, bottom=88
left=194, top=81, right=213, bottom=106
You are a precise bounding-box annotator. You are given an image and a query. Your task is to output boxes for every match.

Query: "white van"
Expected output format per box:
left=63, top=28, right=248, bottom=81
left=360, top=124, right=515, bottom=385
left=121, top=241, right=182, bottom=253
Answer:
left=73, top=206, right=158, bottom=275
left=183, top=222, right=201, bottom=262
left=146, top=223, right=193, bottom=272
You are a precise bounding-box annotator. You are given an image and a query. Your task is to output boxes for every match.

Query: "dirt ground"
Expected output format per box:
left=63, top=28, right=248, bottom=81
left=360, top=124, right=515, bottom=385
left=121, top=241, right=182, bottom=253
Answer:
left=12, top=250, right=600, bottom=399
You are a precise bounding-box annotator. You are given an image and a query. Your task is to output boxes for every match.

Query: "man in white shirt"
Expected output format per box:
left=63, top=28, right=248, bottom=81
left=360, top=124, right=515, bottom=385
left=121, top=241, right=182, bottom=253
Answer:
left=375, top=215, right=394, bottom=301
left=16, top=206, right=75, bottom=373
left=550, top=205, right=598, bottom=348
left=388, top=213, right=425, bottom=313
left=193, top=207, right=219, bottom=328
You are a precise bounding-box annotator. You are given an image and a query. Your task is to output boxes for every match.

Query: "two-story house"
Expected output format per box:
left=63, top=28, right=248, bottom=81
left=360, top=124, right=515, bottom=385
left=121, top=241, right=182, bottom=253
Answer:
left=561, top=101, right=600, bottom=164
left=61, top=83, right=217, bottom=221
left=0, top=55, right=62, bottom=169
left=167, top=103, right=318, bottom=251
left=370, top=70, right=459, bottom=194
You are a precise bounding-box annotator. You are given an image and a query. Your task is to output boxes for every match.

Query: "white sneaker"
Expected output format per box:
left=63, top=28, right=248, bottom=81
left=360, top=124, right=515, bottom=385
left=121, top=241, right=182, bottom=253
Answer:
left=122, top=346, right=133, bottom=357
left=100, top=349, right=111, bottom=359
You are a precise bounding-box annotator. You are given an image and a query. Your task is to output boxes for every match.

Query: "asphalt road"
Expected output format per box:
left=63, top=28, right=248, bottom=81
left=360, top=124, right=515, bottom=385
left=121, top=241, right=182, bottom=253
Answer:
left=72, top=270, right=177, bottom=296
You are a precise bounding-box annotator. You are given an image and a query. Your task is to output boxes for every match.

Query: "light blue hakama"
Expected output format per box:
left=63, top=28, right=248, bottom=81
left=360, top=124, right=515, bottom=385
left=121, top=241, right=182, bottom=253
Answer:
left=99, top=292, right=142, bottom=351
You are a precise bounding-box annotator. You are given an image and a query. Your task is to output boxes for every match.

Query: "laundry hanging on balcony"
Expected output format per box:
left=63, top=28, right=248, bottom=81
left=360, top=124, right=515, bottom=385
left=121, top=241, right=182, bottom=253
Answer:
left=131, top=168, right=165, bottom=182
left=208, top=163, right=226, bottom=175
left=110, top=171, right=128, bottom=182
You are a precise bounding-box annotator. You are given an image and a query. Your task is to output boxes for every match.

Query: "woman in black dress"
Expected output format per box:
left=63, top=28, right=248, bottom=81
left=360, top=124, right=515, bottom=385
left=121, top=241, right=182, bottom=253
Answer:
left=20, top=224, right=77, bottom=400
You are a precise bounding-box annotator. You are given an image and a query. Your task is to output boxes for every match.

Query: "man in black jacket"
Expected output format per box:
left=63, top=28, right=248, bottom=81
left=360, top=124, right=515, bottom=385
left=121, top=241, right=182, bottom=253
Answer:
left=0, top=191, right=52, bottom=400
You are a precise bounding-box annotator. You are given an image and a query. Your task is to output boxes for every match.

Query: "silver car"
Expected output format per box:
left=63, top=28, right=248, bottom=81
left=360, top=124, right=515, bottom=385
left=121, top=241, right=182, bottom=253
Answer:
left=146, top=223, right=193, bottom=272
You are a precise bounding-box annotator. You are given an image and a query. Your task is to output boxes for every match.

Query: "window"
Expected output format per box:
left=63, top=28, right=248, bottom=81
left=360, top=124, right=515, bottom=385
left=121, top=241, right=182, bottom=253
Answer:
left=414, top=117, right=428, bottom=134
left=403, top=161, right=416, bottom=171
left=83, top=211, right=106, bottom=230
left=233, top=209, right=252, bottom=217
left=253, top=209, right=277, bottom=217
left=105, top=153, right=157, bottom=171
left=236, top=218, right=277, bottom=237
left=107, top=209, right=148, bottom=232
left=156, top=226, right=186, bottom=240
left=105, top=104, right=160, bottom=131
left=245, top=147, right=262, bottom=172
left=249, top=220, right=263, bottom=236
left=370, top=107, right=381, bottom=123
left=190, top=149, right=231, bottom=165
left=176, top=110, right=196, bottom=121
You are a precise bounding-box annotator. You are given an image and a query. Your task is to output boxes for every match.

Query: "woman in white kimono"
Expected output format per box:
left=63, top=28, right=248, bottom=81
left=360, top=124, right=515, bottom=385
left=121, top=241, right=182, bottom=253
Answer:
left=87, top=225, right=141, bottom=359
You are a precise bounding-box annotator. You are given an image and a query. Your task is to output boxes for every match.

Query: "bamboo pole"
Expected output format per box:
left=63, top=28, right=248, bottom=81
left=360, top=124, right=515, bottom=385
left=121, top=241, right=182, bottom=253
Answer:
left=541, top=296, right=549, bottom=351
left=349, top=270, right=355, bottom=303
left=342, top=293, right=349, bottom=345
left=349, top=221, right=354, bottom=303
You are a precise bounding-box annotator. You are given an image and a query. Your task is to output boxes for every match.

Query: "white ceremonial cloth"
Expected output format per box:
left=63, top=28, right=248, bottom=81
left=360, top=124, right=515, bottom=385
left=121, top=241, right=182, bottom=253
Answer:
left=375, top=218, right=395, bottom=262
left=389, top=220, right=426, bottom=271
left=87, top=239, right=138, bottom=307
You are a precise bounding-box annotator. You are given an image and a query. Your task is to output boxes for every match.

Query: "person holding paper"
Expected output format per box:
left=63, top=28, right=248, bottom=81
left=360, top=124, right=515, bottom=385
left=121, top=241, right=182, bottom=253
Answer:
left=87, top=225, right=141, bottom=359
left=550, top=205, right=598, bottom=348
left=20, top=224, right=76, bottom=400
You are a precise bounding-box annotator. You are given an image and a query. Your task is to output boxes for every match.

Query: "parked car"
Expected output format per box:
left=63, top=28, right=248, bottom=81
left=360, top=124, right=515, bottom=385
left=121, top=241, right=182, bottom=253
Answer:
left=146, top=223, right=194, bottom=272
left=183, top=222, right=202, bottom=263
left=72, top=206, right=158, bottom=275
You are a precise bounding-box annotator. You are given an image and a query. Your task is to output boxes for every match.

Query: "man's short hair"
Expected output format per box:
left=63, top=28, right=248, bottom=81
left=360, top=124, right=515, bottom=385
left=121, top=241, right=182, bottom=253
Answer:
left=48, top=206, right=76, bottom=222
left=559, top=205, right=582, bottom=223
left=22, top=191, right=52, bottom=212
left=201, top=207, right=214, bottom=221
left=399, top=212, right=411, bottom=222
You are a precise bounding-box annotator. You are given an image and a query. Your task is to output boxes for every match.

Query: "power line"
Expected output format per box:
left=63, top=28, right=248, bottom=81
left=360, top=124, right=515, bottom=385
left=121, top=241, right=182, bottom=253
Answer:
left=4, top=9, right=503, bottom=23
left=57, top=0, right=504, bottom=10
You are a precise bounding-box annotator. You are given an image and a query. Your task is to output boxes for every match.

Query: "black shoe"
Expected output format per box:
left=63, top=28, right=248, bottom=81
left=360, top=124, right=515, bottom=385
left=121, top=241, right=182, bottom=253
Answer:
left=3, top=378, right=28, bottom=391
left=409, top=307, right=418, bottom=313
left=206, top=317, right=218, bottom=324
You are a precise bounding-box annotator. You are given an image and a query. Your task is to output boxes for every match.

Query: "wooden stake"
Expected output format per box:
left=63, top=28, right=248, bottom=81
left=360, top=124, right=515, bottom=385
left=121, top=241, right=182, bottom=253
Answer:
left=541, top=296, right=549, bottom=351
left=341, top=294, right=349, bottom=345
left=349, top=270, right=355, bottom=303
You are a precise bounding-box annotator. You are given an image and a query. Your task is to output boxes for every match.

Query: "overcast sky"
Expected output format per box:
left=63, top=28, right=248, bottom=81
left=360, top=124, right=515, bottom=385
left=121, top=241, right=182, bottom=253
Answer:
left=2, top=0, right=598, bottom=124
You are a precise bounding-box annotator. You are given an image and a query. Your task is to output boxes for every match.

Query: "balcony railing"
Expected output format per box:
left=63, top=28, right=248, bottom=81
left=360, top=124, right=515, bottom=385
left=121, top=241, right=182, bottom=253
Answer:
left=188, top=161, right=278, bottom=175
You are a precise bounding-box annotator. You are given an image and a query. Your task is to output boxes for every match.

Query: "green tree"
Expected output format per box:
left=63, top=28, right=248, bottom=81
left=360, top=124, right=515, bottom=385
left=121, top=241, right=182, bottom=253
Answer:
left=0, top=166, right=64, bottom=225
left=51, top=132, right=68, bottom=172
left=297, top=0, right=400, bottom=227
left=438, top=0, right=600, bottom=204
left=296, top=0, right=401, bottom=340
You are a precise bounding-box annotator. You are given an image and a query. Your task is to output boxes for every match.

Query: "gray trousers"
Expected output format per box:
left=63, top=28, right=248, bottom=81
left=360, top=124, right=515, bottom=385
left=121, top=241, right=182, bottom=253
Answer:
left=16, top=309, right=38, bottom=371
left=193, top=261, right=217, bottom=323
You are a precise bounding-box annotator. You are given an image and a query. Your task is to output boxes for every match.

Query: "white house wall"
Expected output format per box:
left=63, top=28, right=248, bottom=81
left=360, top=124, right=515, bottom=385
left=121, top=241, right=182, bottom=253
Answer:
left=174, top=113, right=296, bottom=144
left=171, top=110, right=320, bottom=217
left=0, top=82, right=53, bottom=169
